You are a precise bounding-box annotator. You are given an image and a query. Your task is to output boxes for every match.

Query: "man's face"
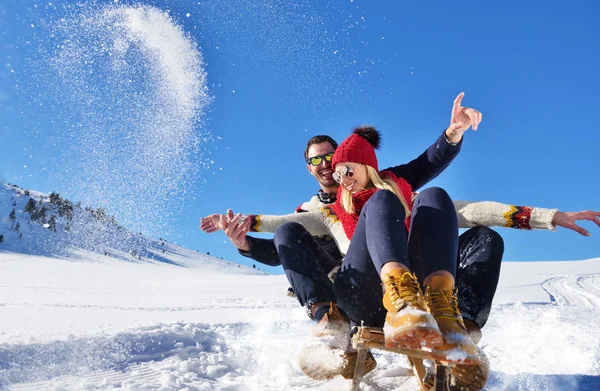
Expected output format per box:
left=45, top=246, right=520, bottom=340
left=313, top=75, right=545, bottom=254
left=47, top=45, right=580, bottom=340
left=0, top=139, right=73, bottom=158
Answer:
left=306, top=142, right=337, bottom=189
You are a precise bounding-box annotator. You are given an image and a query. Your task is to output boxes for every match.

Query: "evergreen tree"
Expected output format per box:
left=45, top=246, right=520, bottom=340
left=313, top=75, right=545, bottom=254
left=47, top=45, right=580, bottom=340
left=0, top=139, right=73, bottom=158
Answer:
left=15, top=222, right=20, bottom=233
left=95, top=208, right=107, bottom=221
left=0, top=235, right=3, bottom=243
left=31, top=206, right=47, bottom=223
left=48, top=214, right=57, bottom=232
left=40, top=206, right=47, bottom=221
left=25, top=198, right=36, bottom=215
left=49, top=192, right=61, bottom=204
left=9, top=208, right=16, bottom=230
left=58, top=200, right=74, bottom=220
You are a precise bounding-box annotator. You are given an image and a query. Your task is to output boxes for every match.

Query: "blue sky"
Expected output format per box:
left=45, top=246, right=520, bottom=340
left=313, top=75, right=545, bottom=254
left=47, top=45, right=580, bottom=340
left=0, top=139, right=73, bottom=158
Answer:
left=1, top=0, right=598, bottom=273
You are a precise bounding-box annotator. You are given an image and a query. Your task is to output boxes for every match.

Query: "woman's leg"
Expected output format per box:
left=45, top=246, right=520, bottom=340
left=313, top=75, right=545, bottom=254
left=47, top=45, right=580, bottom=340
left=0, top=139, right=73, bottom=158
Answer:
left=407, top=187, right=459, bottom=283
left=407, top=187, right=479, bottom=363
left=334, top=189, right=442, bottom=349
left=334, top=189, right=410, bottom=327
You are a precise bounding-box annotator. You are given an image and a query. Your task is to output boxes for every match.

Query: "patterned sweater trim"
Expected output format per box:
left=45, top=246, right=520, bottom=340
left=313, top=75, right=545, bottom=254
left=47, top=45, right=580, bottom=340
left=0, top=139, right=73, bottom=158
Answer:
left=250, top=215, right=262, bottom=232
left=504, top=205, right=533, bottom=230
left=249, top=200, right=558, bottom=256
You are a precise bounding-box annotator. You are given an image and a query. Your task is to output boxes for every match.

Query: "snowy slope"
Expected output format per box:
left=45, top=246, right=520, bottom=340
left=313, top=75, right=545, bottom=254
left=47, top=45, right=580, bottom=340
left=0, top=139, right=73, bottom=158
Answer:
left=0, top=182, right=260, bottom=273
left=1, top=251, right=599, bottom=390
left=1, top=183, right=600, bottom=390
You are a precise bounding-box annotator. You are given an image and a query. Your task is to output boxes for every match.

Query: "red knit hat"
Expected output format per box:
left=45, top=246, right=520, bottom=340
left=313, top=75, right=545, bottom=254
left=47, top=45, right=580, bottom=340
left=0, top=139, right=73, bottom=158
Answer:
left=332, top=126, right=381, bottom=171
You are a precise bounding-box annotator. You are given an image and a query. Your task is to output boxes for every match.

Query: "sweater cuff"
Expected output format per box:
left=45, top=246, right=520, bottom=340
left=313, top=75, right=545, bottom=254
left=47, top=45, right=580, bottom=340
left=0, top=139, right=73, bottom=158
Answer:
left=530, top=207, right=558, bottom=231
left=249, top=215, right=261, bottom=232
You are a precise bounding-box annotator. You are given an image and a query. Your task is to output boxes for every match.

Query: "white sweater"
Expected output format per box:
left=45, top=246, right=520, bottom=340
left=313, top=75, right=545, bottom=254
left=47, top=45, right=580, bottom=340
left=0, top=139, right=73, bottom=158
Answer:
left=250, top=198, right=557, bottom=256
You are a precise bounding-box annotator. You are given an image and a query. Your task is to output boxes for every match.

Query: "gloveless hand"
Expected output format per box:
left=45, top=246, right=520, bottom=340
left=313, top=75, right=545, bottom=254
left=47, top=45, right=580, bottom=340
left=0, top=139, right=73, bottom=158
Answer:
left=199, top=210, right=252, bottom=251
left=446, top=92, right=483, bottom=143
left=552, top=210, right=600, bottom=236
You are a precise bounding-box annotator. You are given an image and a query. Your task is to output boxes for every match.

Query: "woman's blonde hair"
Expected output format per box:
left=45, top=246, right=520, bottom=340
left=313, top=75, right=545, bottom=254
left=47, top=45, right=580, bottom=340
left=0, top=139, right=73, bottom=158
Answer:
left=340, top=165, right=411, bottom=217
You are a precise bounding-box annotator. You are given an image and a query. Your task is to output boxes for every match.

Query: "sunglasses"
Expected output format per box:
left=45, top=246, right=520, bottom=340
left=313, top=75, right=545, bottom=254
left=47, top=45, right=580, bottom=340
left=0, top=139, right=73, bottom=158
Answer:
left=307, top=152, right=334, bottom=166
left=332, top=165, right=356, bottom=183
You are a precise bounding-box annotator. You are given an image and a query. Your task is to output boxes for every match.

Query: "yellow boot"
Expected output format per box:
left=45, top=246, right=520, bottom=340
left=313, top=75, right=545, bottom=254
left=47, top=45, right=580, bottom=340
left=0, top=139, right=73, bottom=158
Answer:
left=425, top=276, right=480, bottom=365
left=424, top=346, right=490, bottom=391
left=449, top=347, right=490, bottom=390
left=382, top=270, right=443, bottom=349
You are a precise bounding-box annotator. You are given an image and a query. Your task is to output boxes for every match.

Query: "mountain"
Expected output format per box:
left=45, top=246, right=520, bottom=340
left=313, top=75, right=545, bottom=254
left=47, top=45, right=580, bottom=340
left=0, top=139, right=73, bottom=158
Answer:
left=0, top=182, right=262, bottom=273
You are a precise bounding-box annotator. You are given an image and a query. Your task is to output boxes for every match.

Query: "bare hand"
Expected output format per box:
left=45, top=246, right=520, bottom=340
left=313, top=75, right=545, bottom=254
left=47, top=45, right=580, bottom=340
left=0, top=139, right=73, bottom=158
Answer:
left=552, top=210, right=600, bottom=236
left=200, top=209, right=252, bottom=251
left=200, top=213, right=225, bottom=233
left=446, top=92, right=483, bottom=142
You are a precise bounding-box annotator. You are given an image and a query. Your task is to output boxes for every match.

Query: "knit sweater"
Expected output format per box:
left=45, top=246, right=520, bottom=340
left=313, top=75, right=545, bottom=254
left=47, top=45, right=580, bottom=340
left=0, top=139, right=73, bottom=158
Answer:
left=248, top=198, right=558, bottom=256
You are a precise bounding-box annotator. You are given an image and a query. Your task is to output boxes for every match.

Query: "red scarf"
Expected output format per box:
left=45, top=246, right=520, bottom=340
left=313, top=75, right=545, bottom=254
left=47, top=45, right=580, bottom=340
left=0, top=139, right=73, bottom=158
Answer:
left=331, top=170, right=413, bottom=240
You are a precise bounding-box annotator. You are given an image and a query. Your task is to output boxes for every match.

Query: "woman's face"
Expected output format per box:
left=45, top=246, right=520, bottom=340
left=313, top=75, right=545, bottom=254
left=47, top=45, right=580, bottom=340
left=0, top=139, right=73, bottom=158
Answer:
left=333, top=162, right=369, bottom=193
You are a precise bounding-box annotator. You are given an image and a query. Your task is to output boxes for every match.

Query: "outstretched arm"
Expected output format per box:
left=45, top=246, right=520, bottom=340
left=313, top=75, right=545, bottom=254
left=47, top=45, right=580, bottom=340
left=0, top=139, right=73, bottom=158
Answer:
left=387, top=93, right=482, bottom=190
left=454, top=200, right=600, bottom=236
left=200, top=211, right=281, bottom=266
left=200, top=209, right=330, bottom=237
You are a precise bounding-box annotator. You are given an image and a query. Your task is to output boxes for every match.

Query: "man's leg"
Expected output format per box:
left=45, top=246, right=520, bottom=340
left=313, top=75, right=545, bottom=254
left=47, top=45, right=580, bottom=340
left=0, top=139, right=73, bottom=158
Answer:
left=275, top=222, right=377, bottom=380
left=273, top=222, right=335, bottom=317
left=455, top=226, right=505, bottom=334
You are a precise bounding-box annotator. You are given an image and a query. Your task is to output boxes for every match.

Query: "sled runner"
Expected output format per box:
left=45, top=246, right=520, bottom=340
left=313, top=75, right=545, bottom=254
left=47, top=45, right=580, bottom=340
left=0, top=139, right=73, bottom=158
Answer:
left=350, top=326, right=452, bottom=391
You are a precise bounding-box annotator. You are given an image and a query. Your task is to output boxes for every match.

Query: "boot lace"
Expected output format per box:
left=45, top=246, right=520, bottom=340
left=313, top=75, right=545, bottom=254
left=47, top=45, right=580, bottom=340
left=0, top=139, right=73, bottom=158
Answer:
left=427, top=289, right=466, bottom=329
left=385, top=272, right=425, bottom=310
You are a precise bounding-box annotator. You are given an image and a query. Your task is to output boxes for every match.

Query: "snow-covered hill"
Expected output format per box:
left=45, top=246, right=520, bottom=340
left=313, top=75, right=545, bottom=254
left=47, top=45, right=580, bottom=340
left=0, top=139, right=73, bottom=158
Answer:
left=0, top=182, right=260, bottom=273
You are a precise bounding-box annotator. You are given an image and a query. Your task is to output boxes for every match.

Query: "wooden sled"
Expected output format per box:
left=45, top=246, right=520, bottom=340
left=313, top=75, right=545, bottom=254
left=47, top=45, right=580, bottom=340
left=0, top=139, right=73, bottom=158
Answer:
left=350, top=326, right=452, bottom=391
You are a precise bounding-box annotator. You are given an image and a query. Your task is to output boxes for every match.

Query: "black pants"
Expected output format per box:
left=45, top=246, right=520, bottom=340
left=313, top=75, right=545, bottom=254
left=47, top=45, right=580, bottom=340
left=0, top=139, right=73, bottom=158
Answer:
left=274, top=187, right=503, bottom=329
left=455, top=226, right=504, bottom=328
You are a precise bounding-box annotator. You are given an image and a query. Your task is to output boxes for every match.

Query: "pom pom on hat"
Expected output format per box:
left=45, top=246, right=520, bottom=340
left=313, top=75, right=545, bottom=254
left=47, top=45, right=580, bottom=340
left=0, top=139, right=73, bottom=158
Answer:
left=352, top=126, right=380, bottom=149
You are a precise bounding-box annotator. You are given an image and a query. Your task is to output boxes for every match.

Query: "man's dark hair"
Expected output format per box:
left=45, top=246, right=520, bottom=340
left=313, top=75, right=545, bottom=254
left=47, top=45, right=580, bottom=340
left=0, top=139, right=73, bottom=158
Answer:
left=304, top=135, right=338, bottom=161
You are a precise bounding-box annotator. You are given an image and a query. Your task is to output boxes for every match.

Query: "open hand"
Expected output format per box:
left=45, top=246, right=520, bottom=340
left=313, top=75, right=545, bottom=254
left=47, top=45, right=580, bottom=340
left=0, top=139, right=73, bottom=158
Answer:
left=552, top=210, right=600, bottom=236
left=200, top=209, right=252, bottom=251
left=200, top=213, right=225, bottom=233
left=446, top=92, right=483, bottom=142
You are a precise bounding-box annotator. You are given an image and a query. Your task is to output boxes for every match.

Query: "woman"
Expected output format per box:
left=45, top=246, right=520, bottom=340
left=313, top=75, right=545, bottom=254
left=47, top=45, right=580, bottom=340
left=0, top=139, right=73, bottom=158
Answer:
left=304, top=127, right=478, bottom=361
